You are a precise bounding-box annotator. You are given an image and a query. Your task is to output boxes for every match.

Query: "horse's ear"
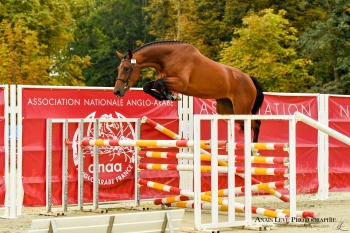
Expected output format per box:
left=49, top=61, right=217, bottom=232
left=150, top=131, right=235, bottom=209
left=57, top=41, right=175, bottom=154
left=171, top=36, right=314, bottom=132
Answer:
left=128, top=50, right=133, bottom=59
left=116, top=51, right=124, bottom=59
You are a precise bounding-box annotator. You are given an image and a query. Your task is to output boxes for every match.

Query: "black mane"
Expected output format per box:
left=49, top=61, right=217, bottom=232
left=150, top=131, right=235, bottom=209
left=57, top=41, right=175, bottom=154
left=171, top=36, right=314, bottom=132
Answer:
left=133, top=40, right=189, bottom=53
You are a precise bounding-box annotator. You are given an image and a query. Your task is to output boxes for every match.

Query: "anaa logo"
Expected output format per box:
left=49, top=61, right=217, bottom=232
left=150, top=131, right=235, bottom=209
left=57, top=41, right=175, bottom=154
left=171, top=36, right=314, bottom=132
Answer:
left=72, top=112, right=136, bottom=187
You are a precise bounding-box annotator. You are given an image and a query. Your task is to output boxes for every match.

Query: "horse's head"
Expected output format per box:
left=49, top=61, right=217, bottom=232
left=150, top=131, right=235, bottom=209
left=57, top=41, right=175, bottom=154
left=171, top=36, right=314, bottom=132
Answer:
left=113, top=50, right=140, bottom=98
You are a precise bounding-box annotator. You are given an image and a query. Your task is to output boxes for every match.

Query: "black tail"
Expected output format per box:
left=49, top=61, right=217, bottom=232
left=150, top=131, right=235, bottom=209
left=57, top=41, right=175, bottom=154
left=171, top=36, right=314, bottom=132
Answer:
left=250, top=76, right=264, bottom=114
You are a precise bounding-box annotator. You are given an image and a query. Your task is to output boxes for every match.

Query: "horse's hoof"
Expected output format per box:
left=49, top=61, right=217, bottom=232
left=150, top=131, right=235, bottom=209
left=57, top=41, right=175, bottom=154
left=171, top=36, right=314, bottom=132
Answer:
left=172, top=93, right=181, bottom=101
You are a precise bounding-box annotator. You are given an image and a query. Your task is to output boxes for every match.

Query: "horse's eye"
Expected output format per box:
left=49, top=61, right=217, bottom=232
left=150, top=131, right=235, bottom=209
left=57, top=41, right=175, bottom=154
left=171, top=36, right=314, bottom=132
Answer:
left=124, top=67, right=130, bottom=72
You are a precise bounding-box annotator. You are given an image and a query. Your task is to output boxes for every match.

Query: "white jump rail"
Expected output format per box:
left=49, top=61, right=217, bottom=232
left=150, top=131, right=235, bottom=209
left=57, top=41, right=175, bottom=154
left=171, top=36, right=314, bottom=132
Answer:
left=28, top=209, right=185, bottom=233
left=294, top=111, right=350, bottom=146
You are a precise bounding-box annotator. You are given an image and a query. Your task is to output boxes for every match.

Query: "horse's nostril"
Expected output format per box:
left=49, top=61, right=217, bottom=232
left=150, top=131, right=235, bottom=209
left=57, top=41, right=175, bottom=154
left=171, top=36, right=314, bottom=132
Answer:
left=114, top=89, right=122, bottom=97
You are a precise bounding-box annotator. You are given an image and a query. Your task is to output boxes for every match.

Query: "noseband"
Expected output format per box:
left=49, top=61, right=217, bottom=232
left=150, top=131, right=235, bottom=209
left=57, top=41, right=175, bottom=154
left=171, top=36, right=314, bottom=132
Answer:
left=116, top=58, right=140, bottom=90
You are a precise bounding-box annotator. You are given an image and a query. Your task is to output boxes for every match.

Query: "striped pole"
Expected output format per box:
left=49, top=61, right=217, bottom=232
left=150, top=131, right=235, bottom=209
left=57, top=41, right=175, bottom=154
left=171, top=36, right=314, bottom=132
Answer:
left=164, top=200, right=318, bottom=219
left=165, top=201, right=243, bottom=213
left=166, top=201, right=302, bottom=219
left=216, top=159, right=290, bottom=202
left=138, top=151, right=289, bottom=165
left=154, top=195, right=190, bottom=205
left=141, top=116, right=290, bottom=202
left=142, top=117, right=289, bottom=151
left=154, top=180, right=288, bottom=205
left=139, top=179, right=288, bottom=218
left=141, top=116, right=183, bottom=140
left=139, top=163, right=289, bottom=175
left=203, top=180, right=289, bottom=196
left=234, top=142, right=288, bottom=150
left=81, top=139, right=226, bottom=149
left=139, top=163, right=228, bottom=173
left=266, top=207, right=319, bottom=219
left=167, top=201, right=318, bottom=219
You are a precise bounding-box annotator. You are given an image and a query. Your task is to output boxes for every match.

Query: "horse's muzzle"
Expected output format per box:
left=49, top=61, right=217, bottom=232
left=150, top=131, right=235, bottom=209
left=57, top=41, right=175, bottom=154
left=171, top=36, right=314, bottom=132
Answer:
left=113, top=88, right=125, bottom=98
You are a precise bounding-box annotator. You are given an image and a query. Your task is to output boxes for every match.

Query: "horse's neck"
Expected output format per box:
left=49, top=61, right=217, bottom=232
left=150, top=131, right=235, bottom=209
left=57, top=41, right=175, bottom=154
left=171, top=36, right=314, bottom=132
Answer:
left=135, top=47, right=169, bottom=70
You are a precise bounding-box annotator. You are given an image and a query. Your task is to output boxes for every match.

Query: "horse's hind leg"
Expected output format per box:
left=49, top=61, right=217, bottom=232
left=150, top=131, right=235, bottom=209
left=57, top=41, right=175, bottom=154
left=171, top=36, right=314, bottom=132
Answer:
left=217, top=98, right=261, bottom=142
left=252, top=120, right=261, bottom=143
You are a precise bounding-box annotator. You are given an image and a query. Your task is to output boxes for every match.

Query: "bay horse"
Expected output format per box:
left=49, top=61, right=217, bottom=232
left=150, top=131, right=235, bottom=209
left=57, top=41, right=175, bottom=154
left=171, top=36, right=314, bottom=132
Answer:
left=113, top=40, right=264, bottom=142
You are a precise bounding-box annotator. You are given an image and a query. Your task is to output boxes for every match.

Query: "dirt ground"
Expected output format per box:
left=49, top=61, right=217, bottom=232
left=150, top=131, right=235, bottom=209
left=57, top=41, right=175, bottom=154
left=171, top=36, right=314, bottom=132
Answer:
left=0, top=192, right=349, bottom=233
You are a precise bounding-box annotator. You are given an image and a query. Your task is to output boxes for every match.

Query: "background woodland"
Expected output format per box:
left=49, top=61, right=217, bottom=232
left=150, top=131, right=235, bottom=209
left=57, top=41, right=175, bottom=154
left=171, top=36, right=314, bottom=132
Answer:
left=0, top=0, right=349, bottom=94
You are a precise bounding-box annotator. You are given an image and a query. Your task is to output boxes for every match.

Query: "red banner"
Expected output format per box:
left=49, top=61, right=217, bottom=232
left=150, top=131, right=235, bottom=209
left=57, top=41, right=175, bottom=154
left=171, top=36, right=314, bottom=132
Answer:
left=193, top=94, right=319, bottom=194
left=0, top=87, right=5, bottom=207
left=21, top=87, right=179, bottom=206
left=328, top=96, right=350, bottom=191
left=19, top=87, right=350, bottom=207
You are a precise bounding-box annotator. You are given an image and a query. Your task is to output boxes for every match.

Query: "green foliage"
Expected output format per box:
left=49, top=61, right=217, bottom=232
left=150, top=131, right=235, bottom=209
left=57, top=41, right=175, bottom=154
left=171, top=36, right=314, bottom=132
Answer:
left=180, top=0, right=229, bottom=60
left=223, top=0, right=325, bottom=36
left=0, top=19, right=50, bottom=85
left=220, top=9, right=315, bottom=92
left=143, top=0, right=179, bottom=40
left=69, top=0, right=155, bottom=87
left=0, top=0, right=91, bottom=86
left=297, top=0, right=350, bottom=94
left=2, top=0, right=348, bottom=93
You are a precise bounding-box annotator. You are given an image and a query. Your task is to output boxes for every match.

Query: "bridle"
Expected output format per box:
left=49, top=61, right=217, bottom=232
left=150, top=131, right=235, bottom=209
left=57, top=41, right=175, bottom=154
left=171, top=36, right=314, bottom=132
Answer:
left=116, top=58, right=140, bottom=90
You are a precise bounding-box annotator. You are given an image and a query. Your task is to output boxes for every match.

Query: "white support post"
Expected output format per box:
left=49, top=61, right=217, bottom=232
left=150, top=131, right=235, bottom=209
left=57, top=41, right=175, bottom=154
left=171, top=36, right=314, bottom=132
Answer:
left=316, top=94, right=329, bottom=200
left=78, top=120, right=84, bottom=210
left=193, top=115, right=201, bottom=230
left=93, top=119, right=99, bottom=210
left=62, top=120, right=69, bottom=212
left=243, top=117, right=252, bottom=226
left=289, top=116, right=297, bottom=219
left=16, top=86, right=23, bottom=216
left=210, top=119, right=219, bottom=225
left=227, top=116, right=236, bottom=224
left=178, top=95, right=194, bottom=192
left=135, top=119, right=141, bottom=207
left=9, top=85, right=17, bottom=218
left=46, top=119, right=53, bottom=213
left=3, top=85, right=11, bottom=218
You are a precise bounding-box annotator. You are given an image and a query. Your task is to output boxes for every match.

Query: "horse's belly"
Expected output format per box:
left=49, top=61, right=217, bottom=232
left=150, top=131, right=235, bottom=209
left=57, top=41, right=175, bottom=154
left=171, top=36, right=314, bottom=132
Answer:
left=183, top=82, right=229, bottom=99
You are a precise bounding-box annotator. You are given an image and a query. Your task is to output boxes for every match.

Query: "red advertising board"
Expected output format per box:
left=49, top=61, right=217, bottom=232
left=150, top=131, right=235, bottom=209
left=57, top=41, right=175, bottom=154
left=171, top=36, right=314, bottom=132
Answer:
left=328, top=95, right=350, bottom=191
left=0, top=87, right=5, bottom=207
left=19, top=87, right=350, bottom=207
left=21, top=87, right=179, bottom=206
left=193, top=94, right=319, bottom=194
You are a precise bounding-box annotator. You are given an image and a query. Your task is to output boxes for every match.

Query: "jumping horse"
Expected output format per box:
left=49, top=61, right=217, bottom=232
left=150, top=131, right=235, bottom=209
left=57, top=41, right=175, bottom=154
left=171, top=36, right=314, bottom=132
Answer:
left=113, top=40, right=264, bottom=142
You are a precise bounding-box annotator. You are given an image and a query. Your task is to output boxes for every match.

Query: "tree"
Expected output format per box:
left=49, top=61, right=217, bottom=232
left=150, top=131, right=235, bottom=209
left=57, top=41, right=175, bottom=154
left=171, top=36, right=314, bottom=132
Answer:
left=297, top=0, right=350, bottom=94
left=143, top=0, right=179, bottom=40
left=220, top=9, right=314, bottom=92
left=0, top=20, right=50, bottom=85
left=223, top=0, right=325, bottom=37
left=180, top=0, right=229, bottom=60
left=145, top=0, right=233, bottom=60
left=0, top=0, right=90, bottom=86
left=69, top=0, right=154, bottom=87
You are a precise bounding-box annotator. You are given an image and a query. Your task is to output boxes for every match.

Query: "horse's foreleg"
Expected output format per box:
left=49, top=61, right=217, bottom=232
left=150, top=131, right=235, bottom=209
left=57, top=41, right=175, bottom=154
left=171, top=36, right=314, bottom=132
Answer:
left=154, top=79, right=181, bottom=101
left=143, top=81, right=168, bottom=101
